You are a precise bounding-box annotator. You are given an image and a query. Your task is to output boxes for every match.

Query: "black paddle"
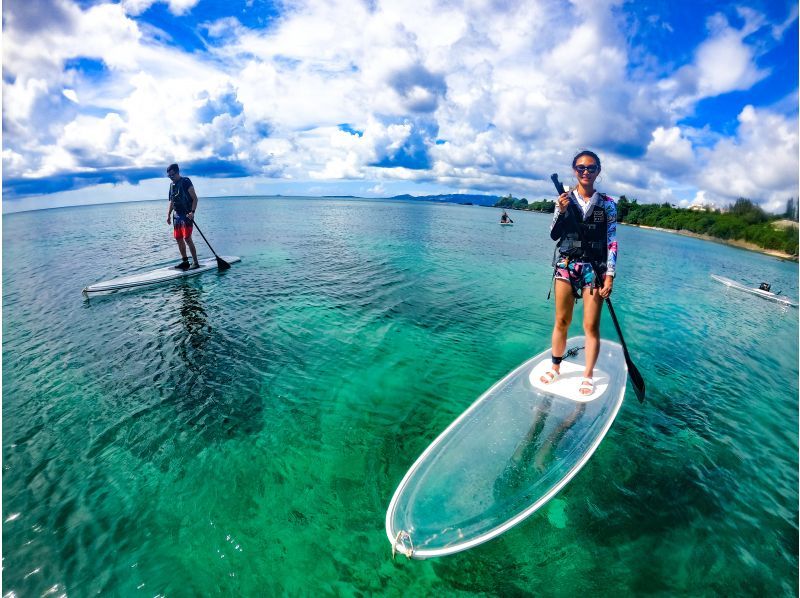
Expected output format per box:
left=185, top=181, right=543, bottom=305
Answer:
left=190, top=218, right=231, bottom=271
left=550, top=173, right=646, bottom=402
left=604, top=296, right=646, bottom=402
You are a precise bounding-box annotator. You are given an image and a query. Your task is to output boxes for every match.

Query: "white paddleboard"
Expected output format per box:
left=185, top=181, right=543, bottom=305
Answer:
left=386, top=336, right=628, bottom=559
left=83, top=256, right=241, bottom=294
left=711, top=274, right=798, bottom=307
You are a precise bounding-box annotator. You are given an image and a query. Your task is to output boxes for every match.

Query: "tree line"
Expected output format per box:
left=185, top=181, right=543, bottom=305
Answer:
left=494, top=194, right=798, bottom=256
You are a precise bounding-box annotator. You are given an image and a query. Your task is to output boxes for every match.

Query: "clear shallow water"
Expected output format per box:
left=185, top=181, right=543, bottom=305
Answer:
left=3, top=197, right=797, bottom=596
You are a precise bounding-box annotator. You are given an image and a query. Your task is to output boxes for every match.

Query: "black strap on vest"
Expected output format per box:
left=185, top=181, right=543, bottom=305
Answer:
left=546, top=195, right=607, bottom=301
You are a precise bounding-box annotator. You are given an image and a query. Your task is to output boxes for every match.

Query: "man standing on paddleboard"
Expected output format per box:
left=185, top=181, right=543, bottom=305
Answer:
left=166, top=163, right=200, bottom=270
left=540, top=150, right=617, bottom=397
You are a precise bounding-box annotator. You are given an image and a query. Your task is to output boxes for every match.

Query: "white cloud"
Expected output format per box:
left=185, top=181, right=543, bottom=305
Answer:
left=122, top=0, right=200, bottom=16
left=3, top=78, right=49, bottom=135
left=62, top=88, right=79, bottom=103
left=3, top=2, right=236, bottom=179
left=660, top=11, right=770, bottom=113
left=645, top=126, right=695, bottom=174
left=698, top=105, right=799, bottom=212
left=368, top=182, right=387, bottom=195
left=771, top=4, right=799, bottom=39
left=2, top=0, right=795, bottom=213
left=694, top=30, right=767, bottom=97
left=57, top=113, right=128, bottom=169
left=2, top=149, right=27, bottom=176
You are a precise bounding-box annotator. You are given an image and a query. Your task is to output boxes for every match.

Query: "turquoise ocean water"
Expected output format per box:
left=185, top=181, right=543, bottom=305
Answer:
left=3, top=197, right=798, bottom=596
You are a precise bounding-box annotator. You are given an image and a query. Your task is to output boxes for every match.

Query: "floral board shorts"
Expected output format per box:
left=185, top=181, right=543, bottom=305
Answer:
left=554, top=258, right=605, bottom=298
left=173, top=214, right=194, bottom=240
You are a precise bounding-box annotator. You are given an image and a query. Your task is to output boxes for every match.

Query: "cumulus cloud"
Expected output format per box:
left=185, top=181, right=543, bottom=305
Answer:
left=388, top=64, right=447, bottom=113
left=121, top=0, right=200, bottom=16
left=2, top=0, right=77, bottom=35
left=659, top=10, right=771, bottom=113
left=695, top=32, right=767, bottom=97
left=2, top=0, right=797, bottom=213
left=698, top=105, right=799, bottom=212
left=645, top=126, right=695, bottom=175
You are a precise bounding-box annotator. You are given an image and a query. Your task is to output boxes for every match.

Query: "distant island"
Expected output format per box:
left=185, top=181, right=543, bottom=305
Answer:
left=389, top=193, right=500, bottom=207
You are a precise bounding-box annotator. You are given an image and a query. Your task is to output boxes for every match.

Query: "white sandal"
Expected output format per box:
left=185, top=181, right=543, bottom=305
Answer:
left=540, top=369, right=560, bottom=385
left=579, top=377, right=594, bottom=396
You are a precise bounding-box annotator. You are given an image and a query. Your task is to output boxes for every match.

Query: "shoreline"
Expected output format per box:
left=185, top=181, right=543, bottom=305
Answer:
left=626, top=223, right=798, bottom=262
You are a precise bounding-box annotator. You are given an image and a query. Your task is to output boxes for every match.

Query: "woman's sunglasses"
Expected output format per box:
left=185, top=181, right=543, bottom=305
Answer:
left=574, top=165, right=599, bottom=174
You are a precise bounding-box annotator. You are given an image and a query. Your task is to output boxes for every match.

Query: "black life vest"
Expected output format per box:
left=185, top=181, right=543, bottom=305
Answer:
left=557, top=194, right=608, bottom=264
left=169, top=177, right=193, bottom=215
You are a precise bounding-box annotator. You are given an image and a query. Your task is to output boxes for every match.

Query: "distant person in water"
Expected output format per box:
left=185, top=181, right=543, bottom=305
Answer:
left=166, top=163, right=200, bottom=270
left=540, top=150, right=617, bottom=396
left=500, top=210, right=513, bottom=223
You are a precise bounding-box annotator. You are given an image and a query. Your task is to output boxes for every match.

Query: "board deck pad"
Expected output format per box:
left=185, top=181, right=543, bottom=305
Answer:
left=386, top=336, right=628, bottom=559
left=528, top=360, right=609, bottom=403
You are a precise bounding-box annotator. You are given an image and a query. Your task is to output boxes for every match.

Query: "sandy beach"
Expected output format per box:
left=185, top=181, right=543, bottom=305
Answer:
left=626, top=223, right=798, bottom=261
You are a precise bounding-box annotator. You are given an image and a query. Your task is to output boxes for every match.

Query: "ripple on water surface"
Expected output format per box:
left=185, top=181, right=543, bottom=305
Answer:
left=3, top=199, right=797, bottom=595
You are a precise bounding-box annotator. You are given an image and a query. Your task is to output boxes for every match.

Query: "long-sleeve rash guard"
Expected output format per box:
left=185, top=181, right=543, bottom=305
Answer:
left=550, top=190, right=618, bottom=277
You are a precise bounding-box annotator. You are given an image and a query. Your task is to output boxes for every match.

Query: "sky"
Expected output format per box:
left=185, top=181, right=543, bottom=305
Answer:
left=2, top=0, right=798, bottom=213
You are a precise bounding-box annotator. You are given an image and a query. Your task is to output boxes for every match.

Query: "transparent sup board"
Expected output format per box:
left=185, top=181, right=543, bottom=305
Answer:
left=386, top=336, right=628, bottom=559
left=711, top=274, right=797, bottom=307
left=83, top=256, right=241, bottom=294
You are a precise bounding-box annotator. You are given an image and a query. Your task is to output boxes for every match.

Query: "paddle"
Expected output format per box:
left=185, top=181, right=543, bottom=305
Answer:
left=190, top=219, right=231, bottom=271
left=550, top=173, right=646, bottom=402
left=604, top=297, right=646, bottom=402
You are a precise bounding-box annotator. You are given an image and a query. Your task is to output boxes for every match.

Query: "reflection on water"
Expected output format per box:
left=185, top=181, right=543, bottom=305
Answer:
left=177, top=284, right=209, bottom=374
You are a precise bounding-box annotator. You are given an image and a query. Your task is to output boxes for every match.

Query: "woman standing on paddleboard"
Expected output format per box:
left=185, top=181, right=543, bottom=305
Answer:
left=540, top=150, right=617, bottom=396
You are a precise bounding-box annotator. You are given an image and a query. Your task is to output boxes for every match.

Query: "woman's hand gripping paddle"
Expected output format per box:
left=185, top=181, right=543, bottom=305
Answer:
left=550, top=173, right=646, bottom=402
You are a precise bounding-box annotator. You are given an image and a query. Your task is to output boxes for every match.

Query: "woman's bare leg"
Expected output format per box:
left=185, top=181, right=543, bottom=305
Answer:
left=541, top=279, right=575, bottom=382
left=581, top=284, right=604, bottom=382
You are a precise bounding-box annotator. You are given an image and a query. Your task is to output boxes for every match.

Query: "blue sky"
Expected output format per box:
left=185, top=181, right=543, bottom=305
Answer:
left=2, top=0, right=798, bottom=213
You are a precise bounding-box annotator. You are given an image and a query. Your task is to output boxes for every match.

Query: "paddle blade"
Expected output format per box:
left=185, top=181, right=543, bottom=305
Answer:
left=216, top=256, right=232, bottom=271
left=605, top=298, right=646, bottom=403
left=626, top=356, right=646, bottom=403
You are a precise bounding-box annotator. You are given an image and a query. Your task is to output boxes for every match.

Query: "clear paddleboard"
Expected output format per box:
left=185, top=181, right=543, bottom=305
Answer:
left=711, top=274, right=798, bottom=307
left=83, top=256, right=241, bottom=294
left=386, top=336, right=627, bottom=559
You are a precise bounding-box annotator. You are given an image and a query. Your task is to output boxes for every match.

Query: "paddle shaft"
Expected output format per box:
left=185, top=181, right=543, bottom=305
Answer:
left=603, top=297, right=646, bottom=402
left=189, top=219, right=231, bottom=270
left=550, top=173, right=645, bottom=402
